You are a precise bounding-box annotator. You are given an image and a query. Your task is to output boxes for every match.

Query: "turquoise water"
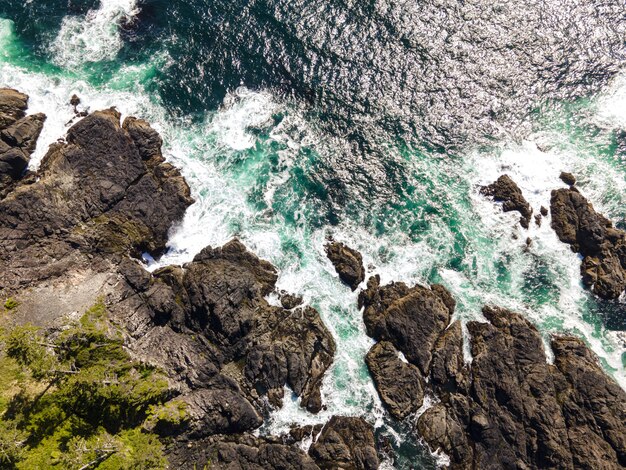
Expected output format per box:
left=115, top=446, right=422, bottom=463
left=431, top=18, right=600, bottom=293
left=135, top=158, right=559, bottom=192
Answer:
left=1, top=2, right=625, bottom=467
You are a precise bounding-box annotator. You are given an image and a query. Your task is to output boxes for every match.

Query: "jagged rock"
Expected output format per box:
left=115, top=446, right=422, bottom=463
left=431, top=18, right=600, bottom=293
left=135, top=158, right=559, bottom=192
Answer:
left=359, top=275, right=452, bottom=374
left=325, top=241, right=365, bottom=290
left=280, top=292, right=303, bottom=310
left=182, top=374, right=263, bottom=437
left=0, top=89, right=46, bottom=198
left=167, top=434, right=320, bottom=470
left=0, top=98, right=337, bottom=454
left=115, top=239, right=336, bottom=419
left=289, top=424, right=324, bottom=443
left=560, top=171, right=576, bottom=186
left=540, top=206, right=548, bottom=216
left=551, top=336, right=626, bottom=467
left=0, top=108, right=194, bottom=292
left=480, top=174, right=533, bottom=228
left=416, top=306, right=626, bottom=470
left=550, top=187, right=626, bottom=299
left=0, top=88, right=28, bottom=128
left=365, top=341, right=423, bottom=420
left=309, top=416, right=379, bottom=470
left=535, top=213, right=542, bottom=226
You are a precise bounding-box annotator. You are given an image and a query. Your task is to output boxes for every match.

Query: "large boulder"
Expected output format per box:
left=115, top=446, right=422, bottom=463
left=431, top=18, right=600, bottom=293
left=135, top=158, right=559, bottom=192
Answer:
left=365, top=341, right=423, bottom=420
left=358, top=275, right=453, bottom=374
left=0, top=89, right=46, bottom=198
left=480, top=174, right=533, bottom=228
left=550, top=187, right=626, bottom=299
left=309, top=416, right=379, bottom=470
left=325, top=241, right=365, bottom=291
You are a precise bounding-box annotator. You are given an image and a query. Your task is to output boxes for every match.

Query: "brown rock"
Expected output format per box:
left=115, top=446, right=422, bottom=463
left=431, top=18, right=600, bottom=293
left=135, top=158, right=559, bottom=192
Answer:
left=416, top=306, right=626, bottom=470
left=480, top=174, right=533, bottom=228
left=325, top=241, right=365, bottom=290
left=550, top=187, right=626, bottom=299
left=309, top=416, right=379, bottom=470
left=359, top=276, right=451, bottom=374
left=559, top=171, right=576, bottom=186
left=365, top=341, right=424, bottom=420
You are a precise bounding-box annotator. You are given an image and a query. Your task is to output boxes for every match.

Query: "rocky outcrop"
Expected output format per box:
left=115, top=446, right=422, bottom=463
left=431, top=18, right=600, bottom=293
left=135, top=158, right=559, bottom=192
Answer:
left=325, top=241, right=365, bottom=290
left=167, top=416, right=379, bottom=470
left=309, top=416, right=379, bottom=470
left=347, top=236, right=625, bottom=470
left=365, top=341, right=423, bottom=420
left=0, top=88, right=46, bottom=199
left=550, top=187, right=626, bottom=299
left=480, top=174, right=533, bottom=228
left=418, top=306, right=626, bottom=470
left=559, top=171, right=576, bottom=186
left=358, top=275, right=452, bottom=375
left=0, top=94, right=337, bottom=465
left=0, top=107, right=193, bottom=294
left=113, top=239, right=336, bottom=423
left=167, top=434, right=321, bottom=469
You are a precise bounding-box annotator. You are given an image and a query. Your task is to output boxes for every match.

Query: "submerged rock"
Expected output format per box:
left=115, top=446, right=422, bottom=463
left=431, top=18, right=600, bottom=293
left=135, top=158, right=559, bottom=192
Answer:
left=325, top=241, right=365, bottom=290
left=480, top=174, right=533, bottom=228
left=550, top=187, right=626, bottom=299
left=309, top=416, right=379, bottom=470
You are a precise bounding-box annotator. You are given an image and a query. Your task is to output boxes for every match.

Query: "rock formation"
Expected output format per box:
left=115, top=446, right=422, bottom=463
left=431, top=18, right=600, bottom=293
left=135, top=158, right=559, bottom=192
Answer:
left=0, top=92, right=340, bottom=468
left=365, top=341, right=424, bottom=420
left=419, top=306, right=626, bottom=470
left=359, top=275, right=453, bottom=375
left=3, top=89, right=625, bottom=470
left=309, top=416, right=379, bottom=470
left=345, top=242, right=625, bottom=469
left=0, top=88, right=46, bottom=199
left=550, top=187, right=626, bottom=299
left=325, top=241, right=365, bottom=290
left=480, top=174, right=533, bottom=228
left=559, top=171, right=576, bottom=186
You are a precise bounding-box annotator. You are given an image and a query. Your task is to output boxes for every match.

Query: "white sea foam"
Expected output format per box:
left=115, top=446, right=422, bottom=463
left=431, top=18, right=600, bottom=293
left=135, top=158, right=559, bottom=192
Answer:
left=595, top=70, right=626, bottom=129
left=49, top=0, right=139, bottom=67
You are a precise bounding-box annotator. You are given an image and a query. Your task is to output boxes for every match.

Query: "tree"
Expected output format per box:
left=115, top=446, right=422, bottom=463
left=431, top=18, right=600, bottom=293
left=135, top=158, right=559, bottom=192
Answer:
left=0, top=301, right=175, bottom=469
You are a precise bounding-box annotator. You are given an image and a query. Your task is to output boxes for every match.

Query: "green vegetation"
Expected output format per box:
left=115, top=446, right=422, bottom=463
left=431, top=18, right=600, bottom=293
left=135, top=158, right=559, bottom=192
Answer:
left=0, top=301, right=176, bottom=469
left=3, top=298, right=18, bottom=311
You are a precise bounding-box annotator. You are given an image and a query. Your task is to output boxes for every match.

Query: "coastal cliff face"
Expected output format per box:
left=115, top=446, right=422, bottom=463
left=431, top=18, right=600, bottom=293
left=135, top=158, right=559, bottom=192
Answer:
left=0, top=89, right=353, bottom=469
left=0, top=89, right=624, bottom=470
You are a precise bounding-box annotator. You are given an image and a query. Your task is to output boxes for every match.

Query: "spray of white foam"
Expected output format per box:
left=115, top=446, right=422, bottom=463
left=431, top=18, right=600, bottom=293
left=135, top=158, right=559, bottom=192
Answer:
left=49, top=0, right=139, bottom=67
left=595, top=70, right=626, bottom=130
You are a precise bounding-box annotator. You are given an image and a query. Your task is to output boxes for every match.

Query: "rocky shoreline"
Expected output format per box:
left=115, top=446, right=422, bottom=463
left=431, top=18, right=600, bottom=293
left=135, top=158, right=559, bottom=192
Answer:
left=1, top=89, right=625, bottom=469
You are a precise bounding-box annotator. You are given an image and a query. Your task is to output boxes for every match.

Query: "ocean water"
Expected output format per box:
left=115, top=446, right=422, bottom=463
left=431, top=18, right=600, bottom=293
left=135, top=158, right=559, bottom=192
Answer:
left=1, top=1, right=625, bottom=468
